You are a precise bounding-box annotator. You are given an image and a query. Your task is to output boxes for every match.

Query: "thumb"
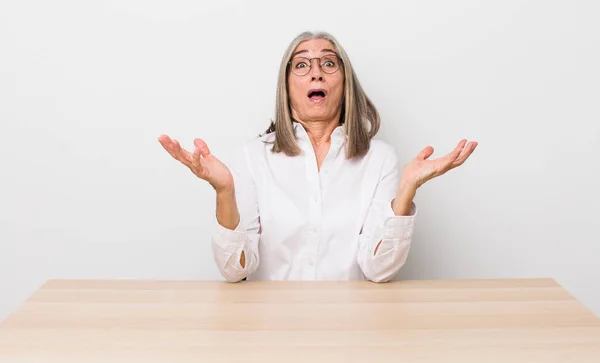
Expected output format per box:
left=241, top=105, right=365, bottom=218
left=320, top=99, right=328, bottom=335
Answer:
left=416, top=146, right=434, bottom=160
left=193, top=138, right=212, bottom=158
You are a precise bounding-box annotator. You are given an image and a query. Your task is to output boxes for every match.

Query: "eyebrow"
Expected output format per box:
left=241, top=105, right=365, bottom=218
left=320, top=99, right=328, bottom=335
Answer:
left=292, top=48, right=337, bottom=57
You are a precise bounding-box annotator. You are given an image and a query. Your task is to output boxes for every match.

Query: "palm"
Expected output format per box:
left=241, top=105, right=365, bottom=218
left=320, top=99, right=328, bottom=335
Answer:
left=403, top=139, right=478, bottom=188
left=158, top=135, right=234, bottom=192
left=199, top=153, right=234, bottom=189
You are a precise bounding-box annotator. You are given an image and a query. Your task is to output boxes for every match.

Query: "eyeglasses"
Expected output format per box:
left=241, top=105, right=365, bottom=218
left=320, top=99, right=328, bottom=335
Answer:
left=288, top=54, right=342, bottom=76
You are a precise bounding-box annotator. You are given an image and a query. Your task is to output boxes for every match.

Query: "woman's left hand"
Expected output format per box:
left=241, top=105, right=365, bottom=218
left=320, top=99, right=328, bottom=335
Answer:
left=401, top=139, right=478, bottom=190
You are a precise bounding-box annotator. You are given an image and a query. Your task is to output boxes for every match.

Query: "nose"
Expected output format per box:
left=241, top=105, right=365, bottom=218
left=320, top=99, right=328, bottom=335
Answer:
left=310, top=58, right=324, bottom=81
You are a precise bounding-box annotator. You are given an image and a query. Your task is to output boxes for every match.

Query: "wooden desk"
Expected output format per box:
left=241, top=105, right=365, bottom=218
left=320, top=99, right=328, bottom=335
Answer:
left=1, top=278, right=599, bottom=362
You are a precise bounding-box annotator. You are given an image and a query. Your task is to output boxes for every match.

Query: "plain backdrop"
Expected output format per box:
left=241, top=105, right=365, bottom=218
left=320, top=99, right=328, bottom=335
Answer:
left=1, top=0, right=599, bottom=322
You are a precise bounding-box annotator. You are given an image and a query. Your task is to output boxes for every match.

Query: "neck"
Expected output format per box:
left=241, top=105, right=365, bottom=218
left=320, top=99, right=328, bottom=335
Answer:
left=294, top=116, right=341, bottom=148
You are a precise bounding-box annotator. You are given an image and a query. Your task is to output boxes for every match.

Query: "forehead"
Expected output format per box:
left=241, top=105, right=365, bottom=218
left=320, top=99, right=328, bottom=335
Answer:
left=293, top=39, right=336, bottom=56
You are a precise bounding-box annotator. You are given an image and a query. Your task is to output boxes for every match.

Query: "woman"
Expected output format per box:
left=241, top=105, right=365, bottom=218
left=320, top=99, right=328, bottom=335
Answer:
left=158, top=31, right=477, bottom=282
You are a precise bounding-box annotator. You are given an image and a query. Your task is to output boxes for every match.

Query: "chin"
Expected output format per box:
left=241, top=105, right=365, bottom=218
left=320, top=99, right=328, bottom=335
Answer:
left=304, top=107, right=336, bottom=119
left=306, top=112, right=334, bottom=121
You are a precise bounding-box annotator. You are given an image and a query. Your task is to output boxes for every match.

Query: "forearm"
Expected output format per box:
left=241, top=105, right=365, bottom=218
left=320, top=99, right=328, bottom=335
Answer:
left=215, top=188, right=247, bottom=268
left=359, top=151, right=418, bottom=280
left=391, top=181, right=416, bottom=216
left=374, top=182, right=416, bottom=255
left=216, top=188, right=240, bottom=230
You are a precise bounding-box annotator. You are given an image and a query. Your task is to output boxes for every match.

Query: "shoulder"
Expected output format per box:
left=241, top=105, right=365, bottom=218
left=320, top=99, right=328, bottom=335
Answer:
left=368, top=139, right=395, bottom=154
left=243, top=131, right=276, bottom=156
left=229, top=132, right=276, bottom=166
left=366, top=139, right=398, bottom=164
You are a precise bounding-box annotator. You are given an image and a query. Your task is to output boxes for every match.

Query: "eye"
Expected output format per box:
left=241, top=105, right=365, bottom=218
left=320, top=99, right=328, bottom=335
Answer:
left=321, top=55, right=339, bottom=69
left=292, top=58, right=310, bottom=69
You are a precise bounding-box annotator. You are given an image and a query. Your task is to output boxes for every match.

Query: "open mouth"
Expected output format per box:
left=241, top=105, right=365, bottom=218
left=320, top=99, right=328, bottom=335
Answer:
left=307, top=89, right=327, bottom=101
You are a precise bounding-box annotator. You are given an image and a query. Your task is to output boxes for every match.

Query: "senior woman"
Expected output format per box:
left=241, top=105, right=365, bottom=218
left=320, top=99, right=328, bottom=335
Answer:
left=158, top=31, right=477, bottom=283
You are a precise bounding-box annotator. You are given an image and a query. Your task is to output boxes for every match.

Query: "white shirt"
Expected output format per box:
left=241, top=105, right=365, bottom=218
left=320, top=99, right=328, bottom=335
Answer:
left=211, top=122, right=417, bottom=282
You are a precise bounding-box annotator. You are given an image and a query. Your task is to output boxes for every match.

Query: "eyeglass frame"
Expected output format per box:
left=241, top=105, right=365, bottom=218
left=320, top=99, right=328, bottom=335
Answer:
left=287, top=54, right=343, bottom=76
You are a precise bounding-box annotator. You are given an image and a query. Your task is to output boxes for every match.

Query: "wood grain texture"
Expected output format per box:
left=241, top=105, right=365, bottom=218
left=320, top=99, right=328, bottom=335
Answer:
left=1, top=278, right=599, bottom=362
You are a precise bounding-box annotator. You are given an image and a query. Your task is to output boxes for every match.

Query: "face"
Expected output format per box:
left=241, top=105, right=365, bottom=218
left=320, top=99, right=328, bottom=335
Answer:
left=287, top=39, right=344, bottom=124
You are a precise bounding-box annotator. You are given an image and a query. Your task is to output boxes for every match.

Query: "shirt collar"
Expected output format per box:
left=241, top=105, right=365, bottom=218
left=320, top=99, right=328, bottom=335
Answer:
left=293, top=121, right=347, bottom=145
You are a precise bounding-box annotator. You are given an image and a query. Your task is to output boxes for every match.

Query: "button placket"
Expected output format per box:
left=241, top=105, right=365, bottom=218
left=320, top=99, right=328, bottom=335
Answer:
left=305, top=144, right=322, bottom=279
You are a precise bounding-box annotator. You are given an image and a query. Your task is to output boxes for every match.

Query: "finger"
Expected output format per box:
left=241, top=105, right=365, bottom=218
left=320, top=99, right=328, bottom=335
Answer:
left=164, top=139, right=192, bottom=167
left=416, top=146, right=434, bottom=160
left=158, top=134, right=171, bottom=145
left=158, top=135, right=184, bottom=161
left=193, top=138, right=212, bottom=158
left=430, top=139, right=464, bottom=171
left=158, top=134, right=176, bottom=151
left=192, top=145, right=203, bottom=170
left=172, top=139, right=193, bottom=164
left=451, top=139, right=467, bottom=158
left=452, top=141, right=478, bottom=167
left=439, top=139, right=467, bottom=166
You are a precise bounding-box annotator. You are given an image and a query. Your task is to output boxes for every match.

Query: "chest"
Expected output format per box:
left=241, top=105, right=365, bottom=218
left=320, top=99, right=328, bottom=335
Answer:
left=254, top=148, right=383, bottom=237
left=312, top=144, right=330, bottom=171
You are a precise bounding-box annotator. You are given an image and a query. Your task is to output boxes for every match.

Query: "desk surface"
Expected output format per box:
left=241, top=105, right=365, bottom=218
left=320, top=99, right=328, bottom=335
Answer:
left=1, top=278, right=599, bottom=362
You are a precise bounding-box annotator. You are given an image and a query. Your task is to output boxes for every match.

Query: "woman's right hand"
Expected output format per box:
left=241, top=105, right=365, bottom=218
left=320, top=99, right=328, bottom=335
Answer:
left=158, top=134, right=234, bottom=193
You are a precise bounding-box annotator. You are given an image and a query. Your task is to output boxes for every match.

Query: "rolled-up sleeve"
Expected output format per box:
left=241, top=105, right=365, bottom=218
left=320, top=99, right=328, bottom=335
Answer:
left=211, top=144, right=261, bottom=282
left=357, top=146, right=417, bottom=282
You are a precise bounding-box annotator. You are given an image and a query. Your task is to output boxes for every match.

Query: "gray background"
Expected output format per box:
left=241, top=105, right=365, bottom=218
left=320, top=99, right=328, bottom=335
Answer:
left=1, top=0, right=598, bottom=322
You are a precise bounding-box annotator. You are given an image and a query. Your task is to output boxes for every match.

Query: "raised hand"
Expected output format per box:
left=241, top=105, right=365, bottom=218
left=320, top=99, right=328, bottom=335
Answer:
left=158, top=135, right=234, bottom=193
left=401, top=139, right=478, bottom=190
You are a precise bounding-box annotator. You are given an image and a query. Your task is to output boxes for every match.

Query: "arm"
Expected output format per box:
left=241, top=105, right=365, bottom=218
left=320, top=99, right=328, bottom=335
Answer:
left=216, top=189, right=240, bottom=230
left=211, top=145, right=261, bottom=282
left=357, top=147, right=417, bottom=283
left=374, top=182, right=416, bottom=254
left=359, top=138, right=479, bottom=282
left=157, top=135, right=262, bottom=282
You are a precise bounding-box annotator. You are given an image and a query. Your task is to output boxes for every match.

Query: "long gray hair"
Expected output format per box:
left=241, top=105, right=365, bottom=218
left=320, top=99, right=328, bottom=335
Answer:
left=264, top=31, right=380, bottom=159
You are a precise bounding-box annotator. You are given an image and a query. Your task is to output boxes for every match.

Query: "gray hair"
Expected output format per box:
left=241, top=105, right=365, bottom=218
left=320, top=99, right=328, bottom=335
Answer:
left=263, top=31, right=381, bottom=159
